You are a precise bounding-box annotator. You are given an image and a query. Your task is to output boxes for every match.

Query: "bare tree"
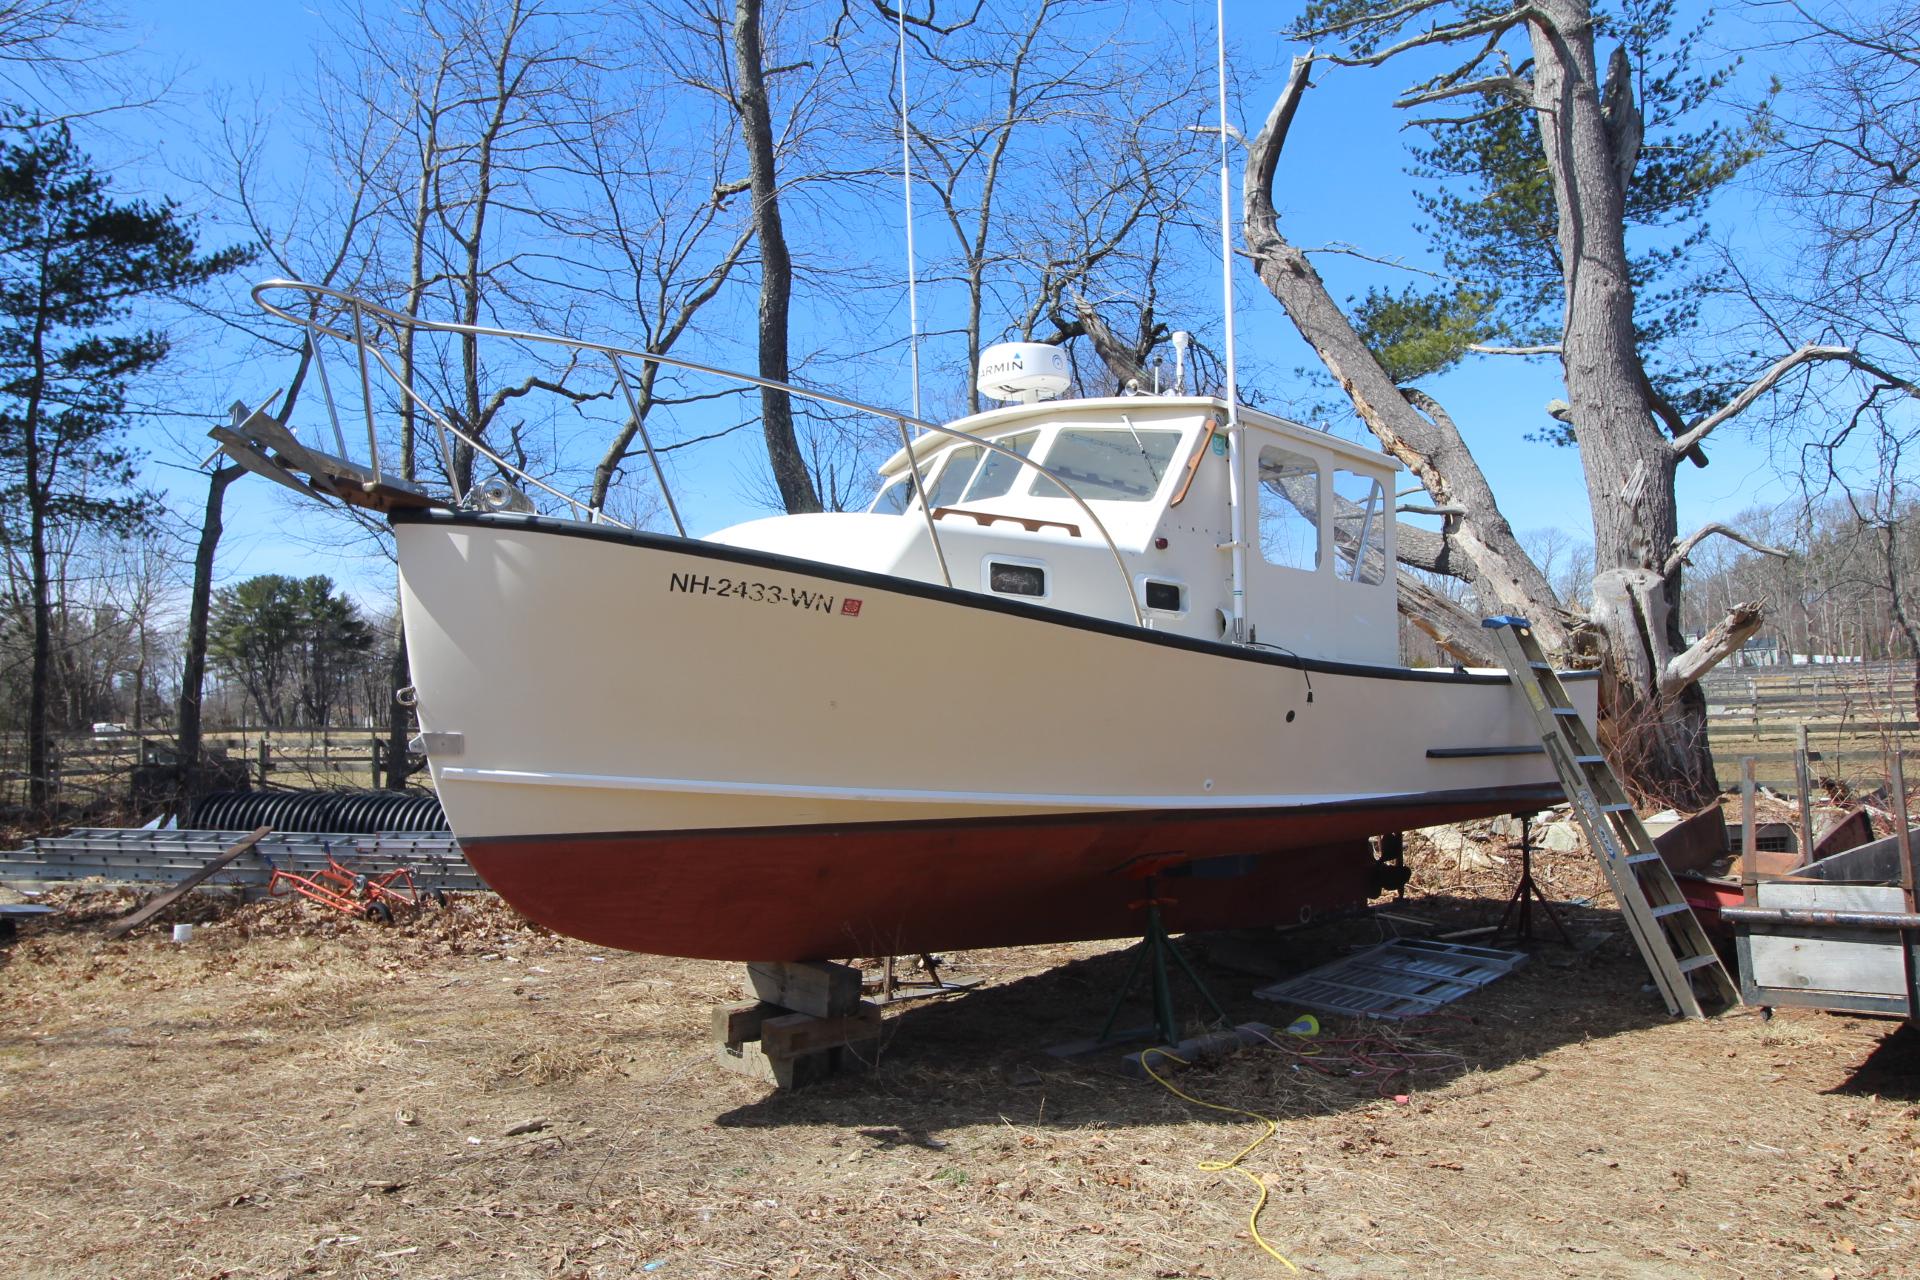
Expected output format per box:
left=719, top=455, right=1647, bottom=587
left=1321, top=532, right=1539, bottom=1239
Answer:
left=574, top=71, right=756, bottom=513
left=879, top=1, right=1213, bottom=410
left=1236, top=4, right=1898, bottom=806
left=1752, top=0, right=1920, bottom=361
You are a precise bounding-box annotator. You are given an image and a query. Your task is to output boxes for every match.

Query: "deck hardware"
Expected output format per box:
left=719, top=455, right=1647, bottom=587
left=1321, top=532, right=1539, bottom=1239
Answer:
left=932, top=506, right=1081, bottom=537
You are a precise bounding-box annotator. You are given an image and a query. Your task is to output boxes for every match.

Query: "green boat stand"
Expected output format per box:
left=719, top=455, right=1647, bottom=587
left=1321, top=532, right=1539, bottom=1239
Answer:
left=1096, top=876, right=1230, bottom=1047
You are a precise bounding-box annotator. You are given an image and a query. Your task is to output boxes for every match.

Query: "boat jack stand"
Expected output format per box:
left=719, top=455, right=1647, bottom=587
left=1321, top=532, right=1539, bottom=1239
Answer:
left=1095, top=877, right=1230, bottom=1047
left=1494, top=813, right=1573, bottom=947
left=878, top=953, right=983, bottom=1003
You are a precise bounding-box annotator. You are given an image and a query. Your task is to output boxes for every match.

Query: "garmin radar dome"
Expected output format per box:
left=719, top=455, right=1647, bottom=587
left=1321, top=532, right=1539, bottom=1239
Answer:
left=975, top=342, right=1070, bottom=404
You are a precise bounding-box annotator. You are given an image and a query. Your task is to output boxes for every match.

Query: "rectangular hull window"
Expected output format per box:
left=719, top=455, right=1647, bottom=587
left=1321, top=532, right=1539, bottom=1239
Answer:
left=1144, top=580, right=1184, bottom=612
left=989, top=561, right=1047, bottom=597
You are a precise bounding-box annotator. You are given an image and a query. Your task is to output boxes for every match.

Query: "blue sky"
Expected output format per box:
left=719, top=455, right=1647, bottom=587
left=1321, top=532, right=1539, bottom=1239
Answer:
left=72, top=0, right=1838, bottom=602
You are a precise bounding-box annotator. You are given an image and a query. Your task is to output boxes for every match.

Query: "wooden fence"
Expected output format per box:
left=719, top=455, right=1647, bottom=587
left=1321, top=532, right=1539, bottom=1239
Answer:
left=0, top=727, right=404, bottom=812
left=1702, top=659, right=1917, bottom=792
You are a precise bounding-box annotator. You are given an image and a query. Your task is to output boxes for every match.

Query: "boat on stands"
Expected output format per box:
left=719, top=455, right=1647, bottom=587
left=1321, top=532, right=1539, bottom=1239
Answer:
left=217, top=281, right=1594, bottom=962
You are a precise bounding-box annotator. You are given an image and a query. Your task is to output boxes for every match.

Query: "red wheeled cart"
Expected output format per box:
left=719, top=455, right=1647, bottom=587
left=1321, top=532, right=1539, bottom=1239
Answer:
left=267, top=854, right=445, bottom=922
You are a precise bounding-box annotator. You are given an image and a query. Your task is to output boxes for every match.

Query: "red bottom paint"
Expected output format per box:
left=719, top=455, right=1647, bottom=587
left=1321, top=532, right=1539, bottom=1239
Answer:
left=461, top=787, right=1560, bottom=960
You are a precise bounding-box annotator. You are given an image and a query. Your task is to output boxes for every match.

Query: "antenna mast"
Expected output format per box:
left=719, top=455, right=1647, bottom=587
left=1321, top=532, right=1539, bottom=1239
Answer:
left=897, top=4, right=923, bottom=422
left=1216, top=0, right=1248, bottom=643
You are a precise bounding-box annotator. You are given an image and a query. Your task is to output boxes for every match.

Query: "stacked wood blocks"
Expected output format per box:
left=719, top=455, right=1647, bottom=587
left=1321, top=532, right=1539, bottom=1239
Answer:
left=713, top=960, right=882, bottom=1088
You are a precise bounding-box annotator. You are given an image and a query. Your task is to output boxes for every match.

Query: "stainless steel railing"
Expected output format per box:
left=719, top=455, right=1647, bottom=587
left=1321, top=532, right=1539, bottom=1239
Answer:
left=251, top=279, right=1144, bottom=625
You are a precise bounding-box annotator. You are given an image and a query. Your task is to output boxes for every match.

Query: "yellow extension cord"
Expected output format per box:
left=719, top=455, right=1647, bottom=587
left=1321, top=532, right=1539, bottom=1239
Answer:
left=1138, top=1047, right=1300, bottom=1273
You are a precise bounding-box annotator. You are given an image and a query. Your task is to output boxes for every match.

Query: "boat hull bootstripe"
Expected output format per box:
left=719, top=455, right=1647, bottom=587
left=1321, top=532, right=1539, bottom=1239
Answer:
left=437, top=764, right=1512, bottom=812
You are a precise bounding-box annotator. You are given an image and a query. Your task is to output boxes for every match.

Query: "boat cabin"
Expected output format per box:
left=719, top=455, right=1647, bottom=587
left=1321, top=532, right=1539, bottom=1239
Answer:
left=710, top=378, right=1402, bottom=667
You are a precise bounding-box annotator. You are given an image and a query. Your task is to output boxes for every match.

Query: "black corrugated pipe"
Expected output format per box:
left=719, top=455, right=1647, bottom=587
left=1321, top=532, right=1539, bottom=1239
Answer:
left=190, top=789, right=450, bottom=834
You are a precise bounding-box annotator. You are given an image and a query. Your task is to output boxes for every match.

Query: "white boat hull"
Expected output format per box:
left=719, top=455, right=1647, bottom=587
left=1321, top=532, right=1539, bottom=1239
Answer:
left=396, top=512, right=1593, bottom=959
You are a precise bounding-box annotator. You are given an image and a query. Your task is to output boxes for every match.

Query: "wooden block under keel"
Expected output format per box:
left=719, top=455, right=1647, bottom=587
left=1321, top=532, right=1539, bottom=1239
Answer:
left=746, top=960, right=862, bottom=1018
left=760, top=1004, right=882, bottom=1059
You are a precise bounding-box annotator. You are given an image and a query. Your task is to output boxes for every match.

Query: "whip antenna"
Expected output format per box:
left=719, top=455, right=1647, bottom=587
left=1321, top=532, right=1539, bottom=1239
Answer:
left=1214, top=0, right=1238, bottom=421
left=1215, top=0, right=1248, bottom=643
left=897, top=3, right=923, bottom=422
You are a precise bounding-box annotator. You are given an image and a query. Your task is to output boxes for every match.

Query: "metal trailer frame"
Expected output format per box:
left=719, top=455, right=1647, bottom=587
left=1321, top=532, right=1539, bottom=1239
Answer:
left=1727, top=822, right=1920, bottom=1019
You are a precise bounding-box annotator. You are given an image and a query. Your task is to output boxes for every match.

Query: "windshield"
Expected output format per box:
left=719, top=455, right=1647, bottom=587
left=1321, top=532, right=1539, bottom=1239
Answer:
left=1031, top=427, right=1181, bottom=502
left=924, top=445, right=984, bottom=508
left=867, top=474, right=915, bottom=514
left=958, top=431, right=1039, bottom=501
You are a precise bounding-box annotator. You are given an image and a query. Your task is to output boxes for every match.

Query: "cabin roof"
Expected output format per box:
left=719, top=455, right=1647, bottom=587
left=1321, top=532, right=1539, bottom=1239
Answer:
left=877, top=395, right=1400, bottom=477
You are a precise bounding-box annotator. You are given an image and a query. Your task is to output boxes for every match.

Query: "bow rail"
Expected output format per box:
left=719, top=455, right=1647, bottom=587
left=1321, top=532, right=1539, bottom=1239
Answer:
left=240, top=279, right=1144, bottom=625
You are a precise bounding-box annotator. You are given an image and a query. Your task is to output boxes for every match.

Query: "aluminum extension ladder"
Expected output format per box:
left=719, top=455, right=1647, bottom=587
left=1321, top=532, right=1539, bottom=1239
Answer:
left=1482, top=616, right=1740, bottom=1019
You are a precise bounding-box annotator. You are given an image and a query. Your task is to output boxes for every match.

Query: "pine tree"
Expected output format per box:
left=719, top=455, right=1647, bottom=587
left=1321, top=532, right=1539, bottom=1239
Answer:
left=0, top=123, right=250, bottom=810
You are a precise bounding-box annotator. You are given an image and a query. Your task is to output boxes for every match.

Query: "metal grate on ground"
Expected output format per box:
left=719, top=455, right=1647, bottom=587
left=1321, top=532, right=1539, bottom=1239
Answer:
left=0, top=828, right=482, bottom=893
left=1252, top=938, right=1529, bottom=1019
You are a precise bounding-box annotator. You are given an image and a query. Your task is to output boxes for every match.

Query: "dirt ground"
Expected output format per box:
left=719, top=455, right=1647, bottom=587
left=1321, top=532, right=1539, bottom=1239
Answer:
left=2, top=833, right=1917, bottom=1280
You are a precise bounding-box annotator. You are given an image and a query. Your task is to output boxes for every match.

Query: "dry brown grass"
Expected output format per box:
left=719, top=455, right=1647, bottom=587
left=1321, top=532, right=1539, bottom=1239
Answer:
left=2, top=841, right=1917, bottom=1279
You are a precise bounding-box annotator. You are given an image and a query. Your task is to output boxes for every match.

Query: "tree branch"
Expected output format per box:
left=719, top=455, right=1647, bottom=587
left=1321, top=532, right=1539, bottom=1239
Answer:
left=1298, top=0, right=1449, bottom=41
left=1469, top=341, right=1560, bottom=355
left=1242, top=52, right=1572, bottom=652
left=1321, top=8, right=1537, bottom=70
left=1660, top=601, right=1765, bottom=698
left=1662, top=523, right=1791, bottom=579
left=1394, top=521, right=1455, bottom=573
left=1669, top=343, right=1856, bottom=456
left=1394, top=72, right=1524, bottom=109
left=1247, top=54, right=1316, bottom=206
left=1397, top=572, right=1497, bottom=666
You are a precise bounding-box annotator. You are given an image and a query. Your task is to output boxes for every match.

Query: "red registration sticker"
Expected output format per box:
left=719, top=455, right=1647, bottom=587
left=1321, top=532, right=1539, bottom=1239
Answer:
left=841, top=598, right=863, bottom=617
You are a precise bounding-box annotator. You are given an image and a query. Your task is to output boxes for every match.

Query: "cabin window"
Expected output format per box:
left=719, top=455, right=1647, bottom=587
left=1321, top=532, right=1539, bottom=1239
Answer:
left=1331, top=469, right=1387, bottom=585
left=868, top=474, right=915, bottom=514
left=987, top=559, right=1047, bottom=597
left=1144, top=580, right=1185, bottom=612
left=1258, top=446, right=1321, bottom=572
left=962, top=431, right=1040, bottom=502
left=925, top=445, right=984, bottom=508
left=1030, top=427, right=1181, bottom=502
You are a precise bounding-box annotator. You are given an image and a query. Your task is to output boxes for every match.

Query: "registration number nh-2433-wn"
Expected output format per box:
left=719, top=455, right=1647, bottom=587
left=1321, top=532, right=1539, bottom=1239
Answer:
left=668, top=571, right=860, bottom=616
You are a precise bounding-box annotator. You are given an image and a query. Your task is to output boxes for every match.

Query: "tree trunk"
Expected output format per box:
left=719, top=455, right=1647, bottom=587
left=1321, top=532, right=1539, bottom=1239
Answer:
left=1071, top=296, right=1152, bottom=393
left=23, top=280, right=52, bottom=814
left=1241, top=58, right=1572, bottom=654
left=383, top=622, right=413, bottom=790
left=1526, top=0, right=1720, bottom=807
left=733, top=0, right=820, bottom=514
left=26, top=483, right=52, bottom=813
left=176, top=464, right=241, bottom=816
